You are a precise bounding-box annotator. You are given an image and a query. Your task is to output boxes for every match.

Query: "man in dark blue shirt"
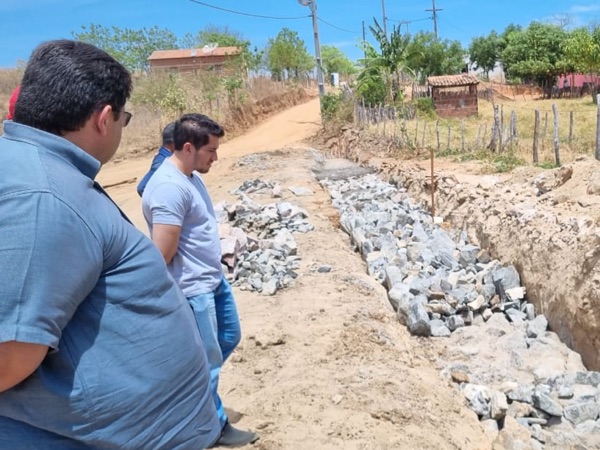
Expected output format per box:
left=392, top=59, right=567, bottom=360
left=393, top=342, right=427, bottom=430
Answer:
left=136, top=121, right=176, bottom=197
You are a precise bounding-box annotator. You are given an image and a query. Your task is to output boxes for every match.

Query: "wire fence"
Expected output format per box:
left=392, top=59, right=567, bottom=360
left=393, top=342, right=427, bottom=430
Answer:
left=354, top=93, right=600, bottom=166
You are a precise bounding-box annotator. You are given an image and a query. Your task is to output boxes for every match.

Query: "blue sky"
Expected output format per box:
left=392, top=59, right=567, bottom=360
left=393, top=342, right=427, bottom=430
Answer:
left=1, top=1, right=600, bottom=68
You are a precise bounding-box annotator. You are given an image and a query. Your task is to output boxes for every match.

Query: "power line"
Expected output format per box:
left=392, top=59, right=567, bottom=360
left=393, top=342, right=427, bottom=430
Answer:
left=388, top=17, right=431, bottom=23
left=437, top=17, right=469, bottom=37
left=188, top=0, right=309, bottom=20
left=317, top=17, right=360, bottom=34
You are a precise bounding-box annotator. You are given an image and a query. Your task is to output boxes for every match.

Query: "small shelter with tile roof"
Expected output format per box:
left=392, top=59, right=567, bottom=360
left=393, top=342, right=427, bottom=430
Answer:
left=148, top=46, right=243, bottom=75
left=427, top=74, right=479, bottom=118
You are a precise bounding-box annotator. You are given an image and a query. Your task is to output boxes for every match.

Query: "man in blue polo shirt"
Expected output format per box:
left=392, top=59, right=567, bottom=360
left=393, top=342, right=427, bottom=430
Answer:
left=0, top=40, right=221, bottom=449
left=136, top=121, right=176, bottom=197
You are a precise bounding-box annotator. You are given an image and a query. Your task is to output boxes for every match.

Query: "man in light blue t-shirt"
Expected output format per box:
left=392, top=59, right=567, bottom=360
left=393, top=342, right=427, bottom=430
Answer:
left=143, top=113, right=259, bottom=447
left=0, top=40, right=220, bottom=449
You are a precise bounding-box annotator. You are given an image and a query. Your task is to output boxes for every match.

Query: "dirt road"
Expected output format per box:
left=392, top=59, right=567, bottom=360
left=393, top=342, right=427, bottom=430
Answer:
left=97, top=98, right=492, bottom=449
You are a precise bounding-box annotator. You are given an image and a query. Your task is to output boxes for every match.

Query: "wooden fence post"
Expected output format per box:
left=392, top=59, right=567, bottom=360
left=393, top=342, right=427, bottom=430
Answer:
left=533, top=110, right=540, bottom=164
left=569, top=111, right=574, bottom=146
left=510, top=111, right=517, bottom=150
left=552, top=103, right=561, bottom=167
left=415, top=118, right=419, bottom=146
left=542, top=111, right=548, bottom=154
left=596, top=95, right=600, bottom=160
left=482, top=123, right=487, bottom=148
left=488, top=105, right=500, bottom=151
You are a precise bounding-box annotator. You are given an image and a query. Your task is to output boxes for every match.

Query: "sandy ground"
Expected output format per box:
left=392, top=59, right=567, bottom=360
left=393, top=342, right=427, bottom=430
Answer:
left=97, top=98, right=492, bottom=449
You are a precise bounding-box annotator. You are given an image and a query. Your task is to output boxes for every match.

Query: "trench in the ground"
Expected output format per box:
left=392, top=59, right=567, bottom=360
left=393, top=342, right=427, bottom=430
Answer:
left=312, top=158, right=600, bottom=448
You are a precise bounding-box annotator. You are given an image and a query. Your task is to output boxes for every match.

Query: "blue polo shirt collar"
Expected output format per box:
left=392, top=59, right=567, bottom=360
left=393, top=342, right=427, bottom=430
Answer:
left=3, top=121, right=101, bottom=180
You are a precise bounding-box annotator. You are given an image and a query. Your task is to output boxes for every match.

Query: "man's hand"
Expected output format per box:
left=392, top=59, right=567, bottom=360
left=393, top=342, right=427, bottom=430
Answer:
left=0, top=341, right=48, bottom=393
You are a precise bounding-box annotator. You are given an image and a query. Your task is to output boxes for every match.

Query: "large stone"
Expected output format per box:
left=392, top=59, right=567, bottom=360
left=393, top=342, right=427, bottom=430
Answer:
left=563, top=402, right=600, bottom=425
left=490, top=390, right=509, bottom=420
left=492, top=265, right=521, bottom=302
left=407, top=298, right=431, bottom=337
left=459, top=244, right=480, bottom=268
left=532, top=392, right=563, bottom=417
left=429, top=319, right=451, bottom=337
left=273, top=228, right=297, bottom=256
left=526, top=315, right=548, bottom=338
left=384, top=265, right=405, bottom=290
left=462, top=383, right=491, bottom=418
left=388, top=284, right=413, bottom=322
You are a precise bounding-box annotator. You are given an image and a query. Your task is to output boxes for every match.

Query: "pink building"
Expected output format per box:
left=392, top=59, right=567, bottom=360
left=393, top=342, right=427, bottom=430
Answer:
left=558, top=74, right=599, bottom=88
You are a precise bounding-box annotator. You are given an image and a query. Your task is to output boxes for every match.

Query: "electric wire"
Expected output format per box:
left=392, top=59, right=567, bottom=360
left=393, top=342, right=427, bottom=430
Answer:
left=188, top=0, right=309, bottom=20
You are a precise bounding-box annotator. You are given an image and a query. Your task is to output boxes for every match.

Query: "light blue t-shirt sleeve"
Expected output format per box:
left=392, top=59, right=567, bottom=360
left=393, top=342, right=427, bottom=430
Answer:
left=147, top=182, right=190, bottom=227
left=0, top=192, right=102, bottom=348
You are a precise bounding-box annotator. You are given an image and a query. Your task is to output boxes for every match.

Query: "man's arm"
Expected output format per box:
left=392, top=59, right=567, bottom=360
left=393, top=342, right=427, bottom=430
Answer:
left=152, top=223, right=182, bottom=264
left=0, top=341, right=48, bottom=393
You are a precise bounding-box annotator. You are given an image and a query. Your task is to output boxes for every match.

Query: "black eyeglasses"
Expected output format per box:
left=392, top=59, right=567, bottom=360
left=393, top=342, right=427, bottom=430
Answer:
left=122, top=111, right=133, bottom=127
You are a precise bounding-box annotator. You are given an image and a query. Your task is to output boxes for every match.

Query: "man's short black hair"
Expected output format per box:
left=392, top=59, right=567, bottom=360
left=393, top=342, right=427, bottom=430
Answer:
left=173, top=114, right=224, bottom=151
left=14, top=39, right=132, bottom=136
left=162, top=122, right=176, bottom=144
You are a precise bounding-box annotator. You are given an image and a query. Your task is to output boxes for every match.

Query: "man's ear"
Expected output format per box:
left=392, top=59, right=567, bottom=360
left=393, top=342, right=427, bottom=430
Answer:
left=182, top=142, right=194, bottom=154
left=95, top=105, right=113, bottom=136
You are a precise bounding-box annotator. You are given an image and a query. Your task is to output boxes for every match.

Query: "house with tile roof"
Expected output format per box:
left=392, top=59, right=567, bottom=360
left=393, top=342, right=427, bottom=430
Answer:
left=148, top=46, right=243, bottom=75
left=427, top=74, right=479, bottom=118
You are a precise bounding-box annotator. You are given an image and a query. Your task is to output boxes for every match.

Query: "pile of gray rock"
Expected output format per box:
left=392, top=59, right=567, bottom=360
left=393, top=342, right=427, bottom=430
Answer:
left=321, top=173, right=600, bottom=448
left=215, top=184, right=313, bottom=295
left=321, top=174, right=533, bottom=338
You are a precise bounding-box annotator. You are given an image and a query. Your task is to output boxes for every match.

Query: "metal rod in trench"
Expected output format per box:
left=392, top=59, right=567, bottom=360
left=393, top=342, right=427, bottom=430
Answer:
left=430, top=146, right=435, bottom=217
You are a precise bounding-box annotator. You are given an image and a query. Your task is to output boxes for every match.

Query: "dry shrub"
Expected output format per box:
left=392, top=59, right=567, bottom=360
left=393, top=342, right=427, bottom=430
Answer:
left=0, top=68, right=23, bottom=95
left=0, top=67, right=314, bottom=157
left=116, top=73, right=312, bottom=159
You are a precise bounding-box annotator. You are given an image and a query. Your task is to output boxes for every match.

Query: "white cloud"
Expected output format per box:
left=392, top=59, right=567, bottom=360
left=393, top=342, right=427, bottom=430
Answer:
left=569, top=4, right=600, bottom=14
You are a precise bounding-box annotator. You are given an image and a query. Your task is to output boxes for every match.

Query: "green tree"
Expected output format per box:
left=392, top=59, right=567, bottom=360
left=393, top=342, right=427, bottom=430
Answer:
left=500, top=22, right=570, bottom=91
left=73, top=24, right=178, bottom=72
left=358, top=19, right=418, bottom=104
left=562, top=26, right=600, bottom=74
left=249, top=46, right=266, bottom=73
left=469, top=31, right=501, bottom=79
left=497, top=23, right=522, bottom=80
left=406, top=32, right=466, bottom=83
left=320, top=45, right=357, bottom=78
left=266, top=28, right=314, bottom=81
left=562, top=26, right=600, bottom=100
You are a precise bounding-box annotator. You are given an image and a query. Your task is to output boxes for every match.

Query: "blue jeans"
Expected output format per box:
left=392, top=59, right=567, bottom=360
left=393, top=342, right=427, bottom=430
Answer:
left=187, top=277, right=241, bottom=428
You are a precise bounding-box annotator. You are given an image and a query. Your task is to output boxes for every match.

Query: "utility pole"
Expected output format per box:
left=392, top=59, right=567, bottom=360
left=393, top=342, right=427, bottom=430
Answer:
left=381, top=0, right=388, bottom=37
left=362, top=20, right=367, bottom=59
left=426, top=0, right=443, bottom=41
left=309, top=0, right=325, bottom=98
left=299, top=0, right=325, bottom=100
